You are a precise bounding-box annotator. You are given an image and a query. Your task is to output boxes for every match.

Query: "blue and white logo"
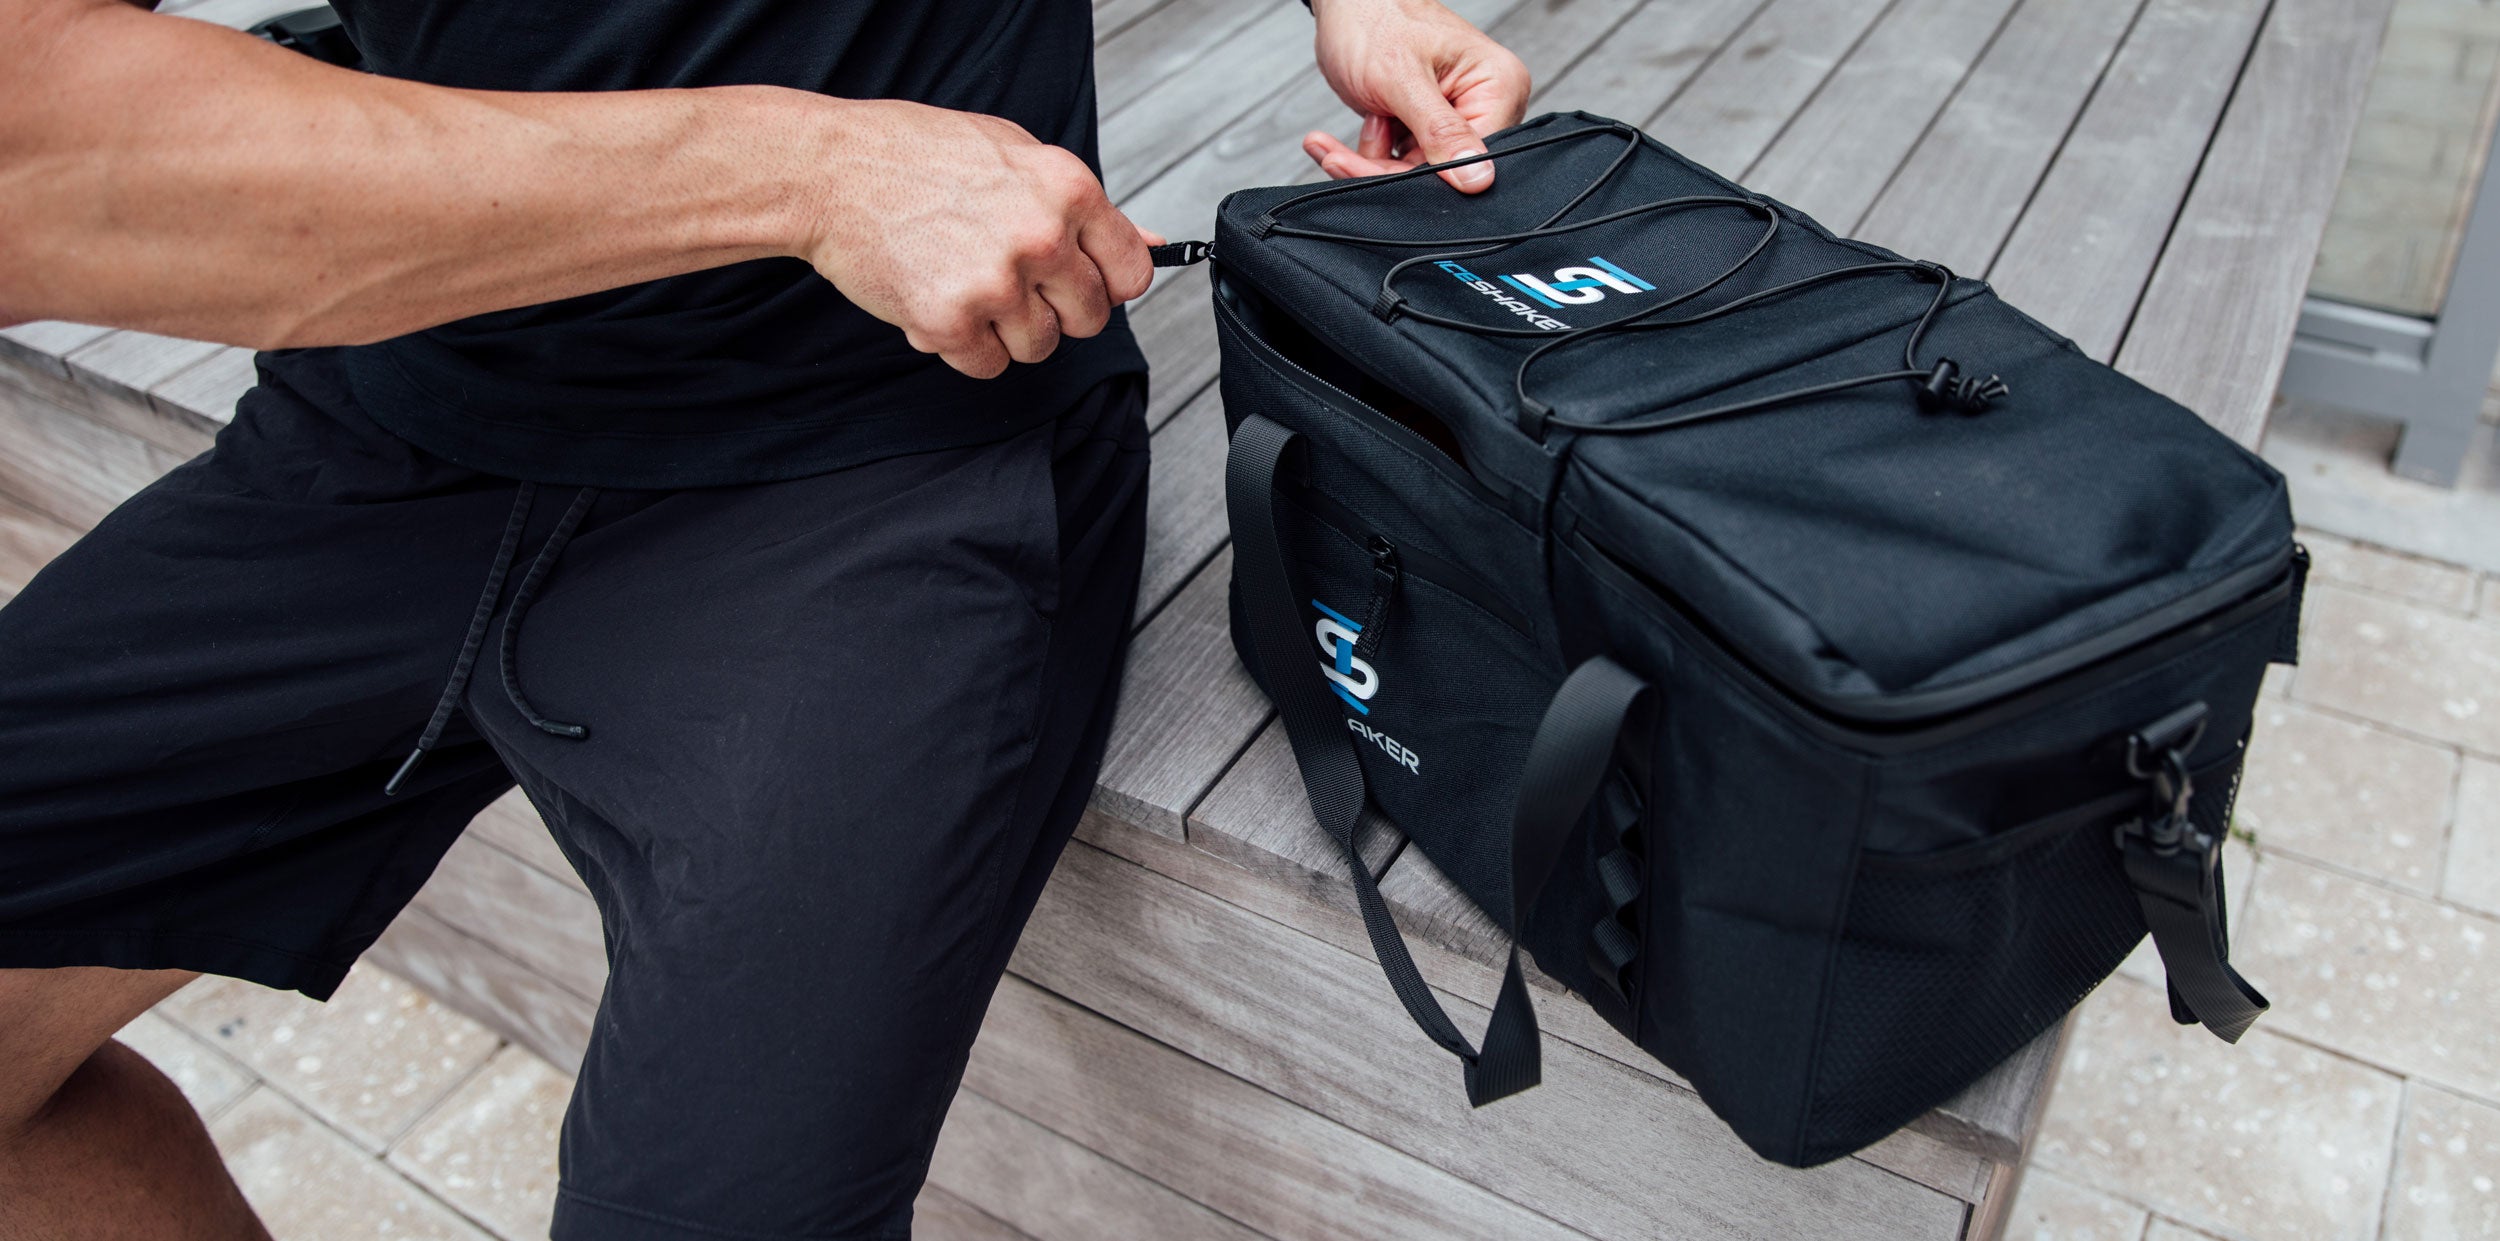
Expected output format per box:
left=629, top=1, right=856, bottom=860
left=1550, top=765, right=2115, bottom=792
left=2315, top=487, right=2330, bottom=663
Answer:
left=1311, top=599, right=1378, bottom=714
left=1498, top=256, right=1656, bottom=309
left=1312, top=598, right=1421, bottom=774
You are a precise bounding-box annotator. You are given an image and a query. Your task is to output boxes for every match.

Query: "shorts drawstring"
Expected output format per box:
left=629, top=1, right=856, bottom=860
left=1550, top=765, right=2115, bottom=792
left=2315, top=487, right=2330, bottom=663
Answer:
left=383, top=483, right=598, bottom=796
left=498, top=487, right=598, bottom=741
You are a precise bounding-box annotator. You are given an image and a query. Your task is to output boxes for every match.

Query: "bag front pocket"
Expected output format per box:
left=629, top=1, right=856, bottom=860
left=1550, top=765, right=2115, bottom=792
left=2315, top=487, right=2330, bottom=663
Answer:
left=1799, top=785, right=2188, bottom=1160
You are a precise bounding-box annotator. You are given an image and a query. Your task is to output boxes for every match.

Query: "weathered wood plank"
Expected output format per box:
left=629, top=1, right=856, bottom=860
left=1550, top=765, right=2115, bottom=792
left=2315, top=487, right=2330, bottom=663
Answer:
left=1645, top=0, right=1900, bottom=176
left=1102, top=2, right=1320, bottom=200
left=1009, top=840, right=1968, bottom=1241
left=366, top=904, right=597, bottom=1074
left=1531, top=0, right=1769, bottom=134
left=1187, top=721, right=1404, bottom=889
left=972, top=973, right=1597, bottom=1241
left=1126, top=261, right=1221, bottom=435
left=0, top=493, right=79, bottom=604
left=1, top=331, right=215, bottom=462
left=1851, top=0, right=2146, bottom=269
left=1095, top=550, right=1271, bottom=837
left=148, top=345, right=255, bottom=429
left=1096, top=0, right=1279, bottom=118
left=62, top=329, right=225, bottom=409
left=1136, top=385, right=1230, bottom=621
left=1979, top=0, right=2272, bottom=359
left=408, top=834, right=608, bottom=1004
left=465, top=789, right=588, bottom=895
left=1093, top=0, right=1178, bottom=44
left=0, top=381, right=186, bottom=529
left=929, top=1088, right=1269, bottom=1241
left=1739, top=0, right=2023, bottom=225
left=912, top=1184, right=1036, bottom=1241
left=0, top=322, right=113, bottom=380
left=2113, top=0, right=2398, bottom=446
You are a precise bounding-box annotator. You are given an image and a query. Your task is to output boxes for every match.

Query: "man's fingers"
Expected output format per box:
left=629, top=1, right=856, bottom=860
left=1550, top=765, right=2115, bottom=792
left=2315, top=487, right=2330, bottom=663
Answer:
left=1302, top=131, right=1408, bottom=181
left=1381, top=73, right=1493, bottom=192
left=929, top=330, right=1011, bottom=380
left=1358, top=113, right=1397, bottom=162
left=994, top=288, right=1063, bottom=365
left=1076, top=200, right=1155, bottom=305
left=1038, top=254, right=1112, bottom=340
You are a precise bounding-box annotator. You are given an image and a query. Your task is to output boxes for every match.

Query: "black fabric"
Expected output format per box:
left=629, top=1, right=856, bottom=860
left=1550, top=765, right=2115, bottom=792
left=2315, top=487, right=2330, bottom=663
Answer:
left=286, top=0, right=1144, bottom=489
left=1227, top=411, right=1647, bottom=1105
left=0, top=363, right=1149, bottom=1240
left=1206, top=111, right=2305, bottom=1166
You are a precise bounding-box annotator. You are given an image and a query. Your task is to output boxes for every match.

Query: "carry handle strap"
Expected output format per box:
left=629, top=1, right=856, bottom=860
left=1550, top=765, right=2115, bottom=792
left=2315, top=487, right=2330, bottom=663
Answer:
left=2116, top=704, right=2269, bottom=1042
left=1227, top=412, right=1646, bottom=1105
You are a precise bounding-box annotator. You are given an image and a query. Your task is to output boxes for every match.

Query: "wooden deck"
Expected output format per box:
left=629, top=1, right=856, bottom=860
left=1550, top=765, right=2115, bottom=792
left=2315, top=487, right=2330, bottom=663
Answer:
left=0, top=0, right=2392, bottom=1235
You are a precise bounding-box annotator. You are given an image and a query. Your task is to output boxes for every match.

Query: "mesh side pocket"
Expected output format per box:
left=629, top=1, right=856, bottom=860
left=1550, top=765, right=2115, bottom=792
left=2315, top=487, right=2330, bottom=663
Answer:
left=1801, top=807, right=2147, bottom=1161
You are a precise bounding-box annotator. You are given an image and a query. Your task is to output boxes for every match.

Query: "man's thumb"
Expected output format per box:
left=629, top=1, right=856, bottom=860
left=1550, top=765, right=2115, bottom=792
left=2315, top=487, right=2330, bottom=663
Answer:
left=1390, top=79, right=1493, bottom=192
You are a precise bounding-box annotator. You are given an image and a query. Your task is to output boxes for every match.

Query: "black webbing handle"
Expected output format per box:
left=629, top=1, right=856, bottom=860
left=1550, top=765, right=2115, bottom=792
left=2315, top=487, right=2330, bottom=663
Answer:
left=1227, top=412, right=1646, bottom=1105
left=2116, top=713, right=2268, bottom=1042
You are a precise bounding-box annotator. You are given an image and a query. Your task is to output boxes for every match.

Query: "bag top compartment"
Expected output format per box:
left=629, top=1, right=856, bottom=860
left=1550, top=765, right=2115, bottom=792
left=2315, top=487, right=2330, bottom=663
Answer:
left=1212, top=112, right=2294, bottom=722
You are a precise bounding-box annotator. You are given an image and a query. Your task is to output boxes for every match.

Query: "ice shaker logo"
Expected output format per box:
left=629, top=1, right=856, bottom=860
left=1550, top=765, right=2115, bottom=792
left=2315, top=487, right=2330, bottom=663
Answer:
left=1312, top=599, right=1419, bottom=774
left=1498, top=256, right=1656, bottom=308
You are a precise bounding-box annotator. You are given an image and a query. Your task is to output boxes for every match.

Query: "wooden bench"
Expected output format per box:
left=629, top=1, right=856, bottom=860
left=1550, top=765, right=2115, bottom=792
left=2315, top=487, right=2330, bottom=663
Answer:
left=0, top=0, right=2390, bottom=1235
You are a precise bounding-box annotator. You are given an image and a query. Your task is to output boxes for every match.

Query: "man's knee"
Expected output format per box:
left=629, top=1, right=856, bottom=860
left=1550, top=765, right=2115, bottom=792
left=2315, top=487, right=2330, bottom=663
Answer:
left=0, top=967, right=195, bottom=1135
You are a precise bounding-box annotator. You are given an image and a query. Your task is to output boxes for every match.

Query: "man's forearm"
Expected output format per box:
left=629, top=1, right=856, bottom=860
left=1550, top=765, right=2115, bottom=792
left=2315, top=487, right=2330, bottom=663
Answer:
left=0, top=0, right=833, bottom=347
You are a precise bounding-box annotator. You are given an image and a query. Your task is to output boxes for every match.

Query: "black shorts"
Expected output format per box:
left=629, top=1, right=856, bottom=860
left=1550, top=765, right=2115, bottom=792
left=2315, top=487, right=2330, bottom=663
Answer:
left=0, top=358, right=1149, bottom=1241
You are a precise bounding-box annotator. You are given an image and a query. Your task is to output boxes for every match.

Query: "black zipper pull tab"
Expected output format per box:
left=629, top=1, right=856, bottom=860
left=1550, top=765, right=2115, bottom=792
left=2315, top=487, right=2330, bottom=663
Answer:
left=1355, top=535, right=1400, bottom=656
left=1149, top=240, right=1213, bottom=268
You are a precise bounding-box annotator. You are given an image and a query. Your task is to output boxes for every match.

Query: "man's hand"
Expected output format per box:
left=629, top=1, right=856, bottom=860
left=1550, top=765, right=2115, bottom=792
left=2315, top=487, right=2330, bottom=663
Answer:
left=800, top=101, right=1158, bottom=379
left=1303, top=0, right=1531, bottom=193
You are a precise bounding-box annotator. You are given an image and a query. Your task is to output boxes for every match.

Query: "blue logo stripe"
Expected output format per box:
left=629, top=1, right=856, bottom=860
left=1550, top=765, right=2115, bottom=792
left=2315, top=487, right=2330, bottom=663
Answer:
left=1331, top=682, right=1371, bottom=714
left=1588, top=255, right=1656, bottom=292
left=1310, top=599, right=1363, bottom=631
left=1497, top=274, right=1563, bottom=309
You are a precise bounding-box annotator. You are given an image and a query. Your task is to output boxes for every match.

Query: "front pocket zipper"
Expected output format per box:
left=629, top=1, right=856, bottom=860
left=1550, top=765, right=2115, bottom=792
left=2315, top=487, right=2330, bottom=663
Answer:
left=1286, top=486, right=1535, bottom=637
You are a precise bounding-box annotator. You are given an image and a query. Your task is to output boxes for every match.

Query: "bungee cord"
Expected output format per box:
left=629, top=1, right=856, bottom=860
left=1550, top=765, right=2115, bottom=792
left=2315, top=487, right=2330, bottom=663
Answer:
left=1250, top=121, right=2009, bottom=440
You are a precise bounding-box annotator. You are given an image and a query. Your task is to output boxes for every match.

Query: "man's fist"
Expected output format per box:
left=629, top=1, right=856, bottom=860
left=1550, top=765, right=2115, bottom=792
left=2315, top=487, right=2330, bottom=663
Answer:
left=799, top=100, right=1157, bottom=379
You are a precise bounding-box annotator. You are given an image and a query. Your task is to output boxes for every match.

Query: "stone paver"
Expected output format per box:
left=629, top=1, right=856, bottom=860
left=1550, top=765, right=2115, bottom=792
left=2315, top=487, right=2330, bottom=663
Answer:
left=2293, top=582, right=2500, bottom=757
left=2034, top=976, right=2402, bottom=1241
left=1998, top=1166, right=2149, bottom=1241
left=115, top=1009, right=258, bottom=1120
left=2384, top=1082, right=2500, bottom=1241
left=2236, top=700, right=2459, bottom=894
left=2303, top=532, right=2482, bottom=613
left=388, top=1046, right=567, bottom=1241
left=211, top=1087, right=495, bottom=1241
left=2445, top=756, right=2500, bottom=919
left=161, top=965, right=501, bottom=1152
left=2241, top=854, right=2500, bottom=1103
left=2142, top=1222, right=2226, bottom=1241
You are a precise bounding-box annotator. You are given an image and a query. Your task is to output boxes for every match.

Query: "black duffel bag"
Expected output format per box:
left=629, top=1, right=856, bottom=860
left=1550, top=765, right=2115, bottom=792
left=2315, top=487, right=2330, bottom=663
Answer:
left=1172, top=111, right=2305, bottom=1168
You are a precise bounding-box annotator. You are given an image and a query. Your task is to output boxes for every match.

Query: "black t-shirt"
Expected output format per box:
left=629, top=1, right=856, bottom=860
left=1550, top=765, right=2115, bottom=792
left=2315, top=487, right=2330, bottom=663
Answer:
left=276, top=0, right=1146, bottom=488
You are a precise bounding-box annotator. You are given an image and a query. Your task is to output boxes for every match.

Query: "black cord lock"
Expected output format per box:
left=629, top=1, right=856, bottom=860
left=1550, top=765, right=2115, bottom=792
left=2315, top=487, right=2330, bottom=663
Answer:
left=1918, top=358, right=2011, bottom=415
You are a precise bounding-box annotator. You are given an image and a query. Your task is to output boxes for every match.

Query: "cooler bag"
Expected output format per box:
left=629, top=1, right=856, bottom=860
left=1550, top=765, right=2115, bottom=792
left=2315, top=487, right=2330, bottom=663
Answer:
left=1165, top=111, right=2306, bottom=1167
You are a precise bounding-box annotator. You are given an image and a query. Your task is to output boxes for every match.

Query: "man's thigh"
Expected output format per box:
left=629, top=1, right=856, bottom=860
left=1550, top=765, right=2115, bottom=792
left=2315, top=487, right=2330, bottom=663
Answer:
left=0, top=367, right=522, bottom=996
left=477, top=379, right=1148, bottom=1241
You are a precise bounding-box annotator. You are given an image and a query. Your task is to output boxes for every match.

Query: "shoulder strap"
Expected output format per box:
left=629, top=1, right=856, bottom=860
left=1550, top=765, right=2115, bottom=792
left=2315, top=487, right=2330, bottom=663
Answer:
left=1227, top=412, right=1646, bottom=1105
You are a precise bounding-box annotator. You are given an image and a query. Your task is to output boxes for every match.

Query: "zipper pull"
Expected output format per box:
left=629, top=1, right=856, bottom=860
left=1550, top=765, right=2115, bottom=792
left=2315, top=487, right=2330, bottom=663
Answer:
left=1149, top=240, right=1213, bottom=268
left=1355, top=536, right=1400, bottom=657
